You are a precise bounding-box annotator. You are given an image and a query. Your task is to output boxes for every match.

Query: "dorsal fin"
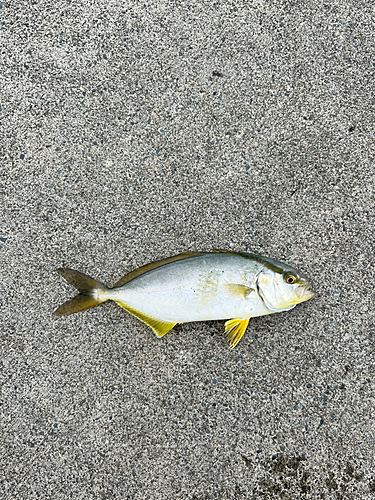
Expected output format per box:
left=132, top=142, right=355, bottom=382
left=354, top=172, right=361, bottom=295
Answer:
left=114, top=252, right=203, bottom=288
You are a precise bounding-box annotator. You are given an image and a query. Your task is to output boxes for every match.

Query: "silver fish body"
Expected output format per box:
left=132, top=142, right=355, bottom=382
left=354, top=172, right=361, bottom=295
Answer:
left=112, top=253, right=275, bottom=322
left=55, top=251, right=315, bottom=348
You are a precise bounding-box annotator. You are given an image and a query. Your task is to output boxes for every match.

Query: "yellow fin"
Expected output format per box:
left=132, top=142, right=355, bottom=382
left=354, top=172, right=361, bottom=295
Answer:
left=221, top=284, right=254, bottom=298
left=115, top=300, right=176, bottom=338
left=224, top=318, right=250, bottom=349
left=114, top=252, right=203, bottom=288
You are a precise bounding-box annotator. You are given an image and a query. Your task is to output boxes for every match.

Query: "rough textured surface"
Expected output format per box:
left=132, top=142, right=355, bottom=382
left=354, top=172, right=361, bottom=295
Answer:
left=1, top=0, right=374, bottom=499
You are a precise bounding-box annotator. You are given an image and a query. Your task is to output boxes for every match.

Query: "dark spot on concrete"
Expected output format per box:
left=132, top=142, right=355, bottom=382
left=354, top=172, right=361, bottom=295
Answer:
left=254, top=453, right=312, bottom=496
left=212, top=70, right=223, bottom=77
left=234, top=485, right=246, bottom=498
left=354, top=472, right=364, bottom=482
left=271, top=454, right=306, bottom=474
left=326, top=472, right=338, bottom=491
left=344, top=462, right=354, bottom=477
left=241, top=455, right=252, bottom=470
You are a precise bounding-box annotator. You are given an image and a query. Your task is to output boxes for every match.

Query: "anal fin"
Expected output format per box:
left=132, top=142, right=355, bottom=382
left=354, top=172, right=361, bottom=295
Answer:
left=115, top=301, right=176, bottom=338
left=224, top=318, right=250, bottom=349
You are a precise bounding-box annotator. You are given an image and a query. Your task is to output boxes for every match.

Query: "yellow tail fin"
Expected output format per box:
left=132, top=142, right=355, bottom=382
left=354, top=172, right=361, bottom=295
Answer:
left=54, top=268, right=109, bottom=316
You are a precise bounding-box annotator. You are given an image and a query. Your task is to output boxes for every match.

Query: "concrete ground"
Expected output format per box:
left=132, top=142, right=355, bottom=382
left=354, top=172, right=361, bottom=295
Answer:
left=1, top=0, right=374, bottom=498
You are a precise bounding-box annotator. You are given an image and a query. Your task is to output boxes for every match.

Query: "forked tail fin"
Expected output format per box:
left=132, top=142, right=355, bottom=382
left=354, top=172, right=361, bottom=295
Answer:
left=54, top=268, right=109, bottom=316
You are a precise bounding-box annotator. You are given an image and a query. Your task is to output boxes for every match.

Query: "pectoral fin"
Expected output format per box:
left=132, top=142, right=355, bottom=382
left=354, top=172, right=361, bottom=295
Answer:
left=115, top=300, right=176, bottom=338
left=224, top=318, right=250, bottom=348
left=221, top=284, right=254, bottom=298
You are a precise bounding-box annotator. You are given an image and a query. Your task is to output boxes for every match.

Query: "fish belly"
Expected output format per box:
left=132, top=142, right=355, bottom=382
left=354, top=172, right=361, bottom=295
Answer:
left=110, top=253, right=271, bottom=323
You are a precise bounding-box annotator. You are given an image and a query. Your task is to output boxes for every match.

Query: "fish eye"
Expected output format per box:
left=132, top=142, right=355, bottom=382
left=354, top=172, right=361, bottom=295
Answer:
left=284, top=274, right=297, bottom=284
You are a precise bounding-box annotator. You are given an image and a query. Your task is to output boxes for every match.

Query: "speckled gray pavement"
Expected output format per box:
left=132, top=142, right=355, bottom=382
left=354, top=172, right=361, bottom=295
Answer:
left=1, top=1, right=375, bottom=499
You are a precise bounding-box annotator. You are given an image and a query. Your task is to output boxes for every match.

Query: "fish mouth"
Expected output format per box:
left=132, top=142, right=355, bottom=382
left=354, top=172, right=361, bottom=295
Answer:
left=296, top=282, right=316, bottom=301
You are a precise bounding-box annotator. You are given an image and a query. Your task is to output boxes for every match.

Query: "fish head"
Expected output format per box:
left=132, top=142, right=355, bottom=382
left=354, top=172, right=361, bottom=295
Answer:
left=256, top=264, right=315, bottom=312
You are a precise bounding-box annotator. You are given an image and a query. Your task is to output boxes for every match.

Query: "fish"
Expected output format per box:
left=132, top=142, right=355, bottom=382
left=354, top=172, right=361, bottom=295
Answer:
left=54, top=250, right=315, bottom=348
